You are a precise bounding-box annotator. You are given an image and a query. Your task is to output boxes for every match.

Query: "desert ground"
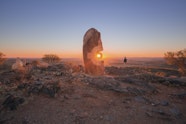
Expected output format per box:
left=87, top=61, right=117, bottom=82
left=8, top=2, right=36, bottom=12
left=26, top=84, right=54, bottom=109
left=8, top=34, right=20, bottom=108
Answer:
left=0, top=58, right=186, bottom=124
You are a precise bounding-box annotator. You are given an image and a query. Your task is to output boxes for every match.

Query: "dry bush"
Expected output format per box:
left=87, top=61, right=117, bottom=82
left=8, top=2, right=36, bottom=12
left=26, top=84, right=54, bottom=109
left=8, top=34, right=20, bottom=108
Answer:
left=42, top=54, right=60, bottom=64
left=164, top=49, right=186, bottom=76
left=0, top=52, right=6, bottom=65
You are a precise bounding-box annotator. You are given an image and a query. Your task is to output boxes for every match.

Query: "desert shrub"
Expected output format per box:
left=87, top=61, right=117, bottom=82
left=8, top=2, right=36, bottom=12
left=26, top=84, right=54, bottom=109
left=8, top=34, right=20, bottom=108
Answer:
left=42, top=54, right=60, bottom=64
left=0, top=52, right=6, bottom=65
left=164, top=49, right=186, bottom=76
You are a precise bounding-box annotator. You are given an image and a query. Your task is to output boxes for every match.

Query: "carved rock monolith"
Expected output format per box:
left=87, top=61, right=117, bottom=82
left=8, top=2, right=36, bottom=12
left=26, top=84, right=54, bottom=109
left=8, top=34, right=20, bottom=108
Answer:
left=83, top=28, right=104, bottom=75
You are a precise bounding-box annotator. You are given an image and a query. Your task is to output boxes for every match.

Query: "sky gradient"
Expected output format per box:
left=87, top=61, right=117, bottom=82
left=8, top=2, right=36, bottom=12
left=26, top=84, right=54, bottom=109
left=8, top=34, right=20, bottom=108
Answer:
left=0, top=0, right=186, bottom=58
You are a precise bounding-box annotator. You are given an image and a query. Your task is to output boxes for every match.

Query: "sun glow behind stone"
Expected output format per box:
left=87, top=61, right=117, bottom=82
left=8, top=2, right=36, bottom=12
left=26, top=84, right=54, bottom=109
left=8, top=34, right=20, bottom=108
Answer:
left=96, top=53, right=102, bottom=59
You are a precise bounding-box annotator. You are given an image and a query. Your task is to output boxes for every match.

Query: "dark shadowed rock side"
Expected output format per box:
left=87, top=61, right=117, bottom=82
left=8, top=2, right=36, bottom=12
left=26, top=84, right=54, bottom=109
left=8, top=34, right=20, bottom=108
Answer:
left=83, top=28, right=104, bottom=75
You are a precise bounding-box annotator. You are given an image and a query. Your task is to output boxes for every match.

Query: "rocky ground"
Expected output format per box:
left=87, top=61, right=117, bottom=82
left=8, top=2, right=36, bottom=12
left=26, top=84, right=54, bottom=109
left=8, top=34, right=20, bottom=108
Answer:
left=0, top=60, right=186, bottom=124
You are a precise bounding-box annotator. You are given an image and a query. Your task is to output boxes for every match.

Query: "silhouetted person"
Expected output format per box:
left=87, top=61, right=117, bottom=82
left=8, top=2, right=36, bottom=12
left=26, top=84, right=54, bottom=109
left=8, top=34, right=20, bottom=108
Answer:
left=124, top=57, right=127, bottom=64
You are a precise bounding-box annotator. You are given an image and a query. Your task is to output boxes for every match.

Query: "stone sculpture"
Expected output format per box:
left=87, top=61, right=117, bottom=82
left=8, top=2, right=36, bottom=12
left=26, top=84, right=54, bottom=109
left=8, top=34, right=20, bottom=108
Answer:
left=83, top=28, right=104, bottom=75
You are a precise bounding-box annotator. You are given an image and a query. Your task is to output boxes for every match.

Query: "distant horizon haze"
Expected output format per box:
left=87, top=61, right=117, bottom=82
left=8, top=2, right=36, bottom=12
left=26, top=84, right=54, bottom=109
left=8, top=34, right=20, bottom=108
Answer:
left=4, top=52, right=165, bottom=59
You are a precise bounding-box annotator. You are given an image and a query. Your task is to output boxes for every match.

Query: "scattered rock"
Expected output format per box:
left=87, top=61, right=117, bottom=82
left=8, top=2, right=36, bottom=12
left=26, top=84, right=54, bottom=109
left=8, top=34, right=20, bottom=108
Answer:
left=170, top=107, right=182, bottom=118
left=103, top=115, right=113, bottom=121
left=114, top=76, right=158, bottom=94
left=17, top=83, right=29, bottom=90
left=159, top=77, right=186, bottom=87
left=0, top=117, right=14, bottom=124
left=0, top=71, right=21, bottom=85
left=160, top=100, right=169, bottom=106
left=1, top=60, right=186, bottom=124
left=2, top=95, right=25, bottom=110
left=41, top=83, right=60, bottom=97
left=169, top=92, right=186, bottom=99
left=134, top=96, right=150, bottom=104
left=71, top=64, right=84, bottom=73
left=17, top=81, right=61, bottom=97
left=126, top=87, right=146, bottom=95
left=146, top=109, right=172, bottom=121
left=85, top=76, right=120, bottom=91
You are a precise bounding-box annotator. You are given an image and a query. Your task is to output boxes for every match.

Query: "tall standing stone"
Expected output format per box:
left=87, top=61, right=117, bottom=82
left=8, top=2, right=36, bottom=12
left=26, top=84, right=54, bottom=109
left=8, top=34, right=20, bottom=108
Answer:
left=83, top=28, right=104, bottom=75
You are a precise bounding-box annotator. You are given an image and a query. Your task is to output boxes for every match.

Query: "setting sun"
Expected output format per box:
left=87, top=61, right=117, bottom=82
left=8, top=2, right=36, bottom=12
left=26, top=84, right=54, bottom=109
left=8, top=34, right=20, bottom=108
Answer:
left=96, top=53, right=102, bottom=59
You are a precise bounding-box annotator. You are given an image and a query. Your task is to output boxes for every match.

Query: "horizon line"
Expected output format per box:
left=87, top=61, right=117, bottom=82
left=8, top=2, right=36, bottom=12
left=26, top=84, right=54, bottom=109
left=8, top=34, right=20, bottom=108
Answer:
left=5, top=56, right=164, bottom=59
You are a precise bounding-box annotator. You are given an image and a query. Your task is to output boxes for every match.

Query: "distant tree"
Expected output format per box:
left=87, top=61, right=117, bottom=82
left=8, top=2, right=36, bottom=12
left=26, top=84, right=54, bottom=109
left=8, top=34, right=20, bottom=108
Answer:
left=0, top=52, right=6, bottom=65
left=42, top=54, right=60, bottom=64
left=164, top=49, right=186, bottom=75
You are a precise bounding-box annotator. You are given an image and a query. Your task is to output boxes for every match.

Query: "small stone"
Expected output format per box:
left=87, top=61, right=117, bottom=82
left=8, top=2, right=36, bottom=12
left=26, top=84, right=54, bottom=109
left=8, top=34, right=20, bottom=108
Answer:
left=100, top=116, right=103, bottom=119
left=151, top=103, right=155, bottom=106
left=160, top=100, right=169, bottom=106
left=80, top=112, right=89, bottom=118
left=2, top=95, right=25, bottom=110
left=64, top=94, right=69, bottom=99
left=104, top=115, right=113, bottom=121
left=170, top=108, right=182, bottom=118
left=134, top=96, right=148, bottom=103
left=35, top=81, right=44, bottom=85
left=17, top=83, right=28, bottom=90
left=145, top=112, right=153, bottom=117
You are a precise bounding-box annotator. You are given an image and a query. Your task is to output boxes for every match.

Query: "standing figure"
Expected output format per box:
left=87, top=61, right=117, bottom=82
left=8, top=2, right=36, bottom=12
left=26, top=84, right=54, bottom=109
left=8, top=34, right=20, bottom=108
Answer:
left=124, top=57, right=127, bottom=64
left=83, top=28, right=104, bottom=75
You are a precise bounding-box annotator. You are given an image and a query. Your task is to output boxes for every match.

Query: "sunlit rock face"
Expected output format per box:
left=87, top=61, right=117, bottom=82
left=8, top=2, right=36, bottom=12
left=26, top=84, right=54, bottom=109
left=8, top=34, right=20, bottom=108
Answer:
left=83, top=28, right=104, bottom=75
left=12, top=58, right=25, bottom=71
